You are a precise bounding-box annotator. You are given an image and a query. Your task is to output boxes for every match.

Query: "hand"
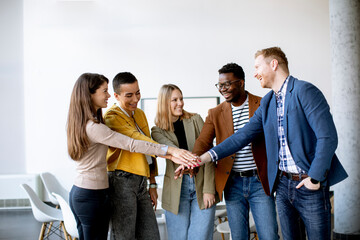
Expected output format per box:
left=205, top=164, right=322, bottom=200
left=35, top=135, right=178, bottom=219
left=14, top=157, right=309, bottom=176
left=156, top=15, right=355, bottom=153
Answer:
left=174, top=164, right=186, bottom=179
left=296, top=177, right=320, bottom=190
left=198, top=152, right=212, bottom=166
left=203, top=193, right=216, bottom=209
left=173, top=166, right=199, bottom=179
left=174, top=152, right=212, bottom=177
left=165, top=146, right=200, bottom=168
left=149, top=187, right=158, bottom=211
left=184, top=168, right=197, bottom=178
left=162, top=155, right=196, bottom=169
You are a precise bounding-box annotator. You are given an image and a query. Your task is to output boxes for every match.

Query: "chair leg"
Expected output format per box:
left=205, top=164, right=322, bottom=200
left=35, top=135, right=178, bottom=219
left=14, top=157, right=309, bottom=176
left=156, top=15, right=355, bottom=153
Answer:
left=218, top=217, right=225, bottom=240
left=44, top=205, right=59, bottom=237
left=38, top=222, right=47, bottom=240
left=60, top=221, right=70, bottom=240
left=68, top=233, right=73, bottom=240
left=251, top=232, right=259, bottom=240
left=45, top=221, right=54, bottom=237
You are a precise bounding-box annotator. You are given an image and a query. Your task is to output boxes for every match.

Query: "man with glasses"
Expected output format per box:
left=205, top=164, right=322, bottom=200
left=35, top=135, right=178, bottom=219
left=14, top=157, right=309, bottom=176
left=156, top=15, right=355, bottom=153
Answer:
left=192, top=63, right=279, bottom=239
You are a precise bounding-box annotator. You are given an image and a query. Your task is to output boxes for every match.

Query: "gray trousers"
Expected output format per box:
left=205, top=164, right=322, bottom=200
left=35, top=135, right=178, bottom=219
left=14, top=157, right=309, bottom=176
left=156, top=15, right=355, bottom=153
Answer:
left=108, top=170, right=160, bottom=240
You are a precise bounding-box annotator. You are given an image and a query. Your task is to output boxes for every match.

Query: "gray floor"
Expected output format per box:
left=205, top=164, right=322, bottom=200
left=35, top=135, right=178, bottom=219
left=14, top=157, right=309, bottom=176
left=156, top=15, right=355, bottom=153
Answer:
left=0, top=208, right=60, bottom=240
left=0, top=209, right=226, bottom=240
left=0, top=208, right=334, bottom=240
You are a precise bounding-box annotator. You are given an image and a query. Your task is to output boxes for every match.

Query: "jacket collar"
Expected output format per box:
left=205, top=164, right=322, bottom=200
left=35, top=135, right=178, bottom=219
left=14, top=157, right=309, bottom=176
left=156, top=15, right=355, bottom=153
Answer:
left=118, top=105, right=134, bottom=118
left=109, top=104, right=150, bottom=137
left=182, top=117, right=196, bottom=150
left=220, top=101, right=234, bottom=136
left=247, top=91, right=260, bottom=117
left=286, top=75, right=295, bottom=94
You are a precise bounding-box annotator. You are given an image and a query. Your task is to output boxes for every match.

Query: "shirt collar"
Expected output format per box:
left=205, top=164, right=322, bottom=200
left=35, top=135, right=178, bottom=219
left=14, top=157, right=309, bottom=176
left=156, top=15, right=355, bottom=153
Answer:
left=231, top=94, right=248, bottom=109
left=275, top=76, right=290, bottom=97
left=118, top=105, right=134, bottom=118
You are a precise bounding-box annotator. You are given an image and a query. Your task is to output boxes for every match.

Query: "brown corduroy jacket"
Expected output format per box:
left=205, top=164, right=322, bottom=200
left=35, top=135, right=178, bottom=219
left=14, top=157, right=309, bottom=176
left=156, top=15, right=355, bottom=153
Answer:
left=192, top=92, right=270, bottom=200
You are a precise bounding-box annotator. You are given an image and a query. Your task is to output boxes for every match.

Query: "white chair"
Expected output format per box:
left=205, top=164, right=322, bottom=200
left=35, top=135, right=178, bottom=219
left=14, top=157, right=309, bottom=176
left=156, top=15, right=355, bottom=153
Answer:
left=216, top=221, right=232, bottom=240
left=40, top=172, right=70, bottom=236
left=216, top=210, right=258, bottom=240
left=40, top=172, right=69, bottom=206
left=52, top=193, right=79, bottom=240
left=249, top=211, right=258, bottom=240
left=215, top=204, right=227, bottom=240
left=155, top=188, right=168, bottom=239
left=20, top=183, right=67, bottom=240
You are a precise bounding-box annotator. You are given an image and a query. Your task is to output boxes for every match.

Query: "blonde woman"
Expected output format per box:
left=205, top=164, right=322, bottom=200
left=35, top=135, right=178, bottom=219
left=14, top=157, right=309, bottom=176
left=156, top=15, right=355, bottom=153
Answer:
left=151, top=84, right=217, bottom=240
left=67, top=74, right=197, bottom=240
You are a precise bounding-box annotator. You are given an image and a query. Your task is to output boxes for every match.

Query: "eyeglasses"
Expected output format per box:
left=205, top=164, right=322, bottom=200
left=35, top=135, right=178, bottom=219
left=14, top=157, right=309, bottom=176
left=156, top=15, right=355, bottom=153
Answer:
left=215, top=79, right=241, bottom=90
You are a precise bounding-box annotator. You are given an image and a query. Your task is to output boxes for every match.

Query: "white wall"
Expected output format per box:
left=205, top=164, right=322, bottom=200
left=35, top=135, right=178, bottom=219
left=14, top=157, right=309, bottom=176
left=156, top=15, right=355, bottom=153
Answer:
left=0, top=0, right=25, bottom=174
left=9, top=0, right=331, bottom=189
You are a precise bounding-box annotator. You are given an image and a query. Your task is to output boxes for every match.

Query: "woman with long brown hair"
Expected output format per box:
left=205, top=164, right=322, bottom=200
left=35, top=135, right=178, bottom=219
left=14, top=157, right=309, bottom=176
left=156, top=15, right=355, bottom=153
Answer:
left=151, top=84, right=217, bottom=240
left=67, top=73, right=197, bottom=240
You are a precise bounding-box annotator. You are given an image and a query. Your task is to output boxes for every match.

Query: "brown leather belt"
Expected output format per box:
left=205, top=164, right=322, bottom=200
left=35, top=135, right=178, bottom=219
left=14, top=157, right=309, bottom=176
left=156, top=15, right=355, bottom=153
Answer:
left=281, top=171, right=308, bottom=181
left=231, top=169, right=257, bottom=177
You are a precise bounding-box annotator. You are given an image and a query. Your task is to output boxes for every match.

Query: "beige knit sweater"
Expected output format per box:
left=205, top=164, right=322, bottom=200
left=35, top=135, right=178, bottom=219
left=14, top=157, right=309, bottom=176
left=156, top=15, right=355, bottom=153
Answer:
left=73, top=121, right=166, bottom=189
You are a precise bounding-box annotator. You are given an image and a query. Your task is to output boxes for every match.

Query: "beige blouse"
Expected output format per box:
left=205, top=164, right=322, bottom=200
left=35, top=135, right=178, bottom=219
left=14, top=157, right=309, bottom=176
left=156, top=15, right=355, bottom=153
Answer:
left=74, top=121, right=167, bottom=189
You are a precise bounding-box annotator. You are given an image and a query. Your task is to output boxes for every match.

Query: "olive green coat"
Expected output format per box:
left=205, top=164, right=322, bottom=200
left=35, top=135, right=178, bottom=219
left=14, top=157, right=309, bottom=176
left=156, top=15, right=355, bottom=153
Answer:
left=151, top=114, right=217, bottom=214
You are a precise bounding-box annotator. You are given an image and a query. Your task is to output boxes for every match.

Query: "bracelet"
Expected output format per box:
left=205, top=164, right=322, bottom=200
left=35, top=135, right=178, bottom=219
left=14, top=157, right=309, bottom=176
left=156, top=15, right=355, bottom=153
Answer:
left=149, top=183, right=158, bottom=189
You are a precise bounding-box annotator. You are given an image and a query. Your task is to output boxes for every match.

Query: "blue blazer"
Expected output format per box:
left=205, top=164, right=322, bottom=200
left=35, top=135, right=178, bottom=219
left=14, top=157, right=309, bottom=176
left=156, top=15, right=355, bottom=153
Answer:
left=211, top=76, right=348, bottom=194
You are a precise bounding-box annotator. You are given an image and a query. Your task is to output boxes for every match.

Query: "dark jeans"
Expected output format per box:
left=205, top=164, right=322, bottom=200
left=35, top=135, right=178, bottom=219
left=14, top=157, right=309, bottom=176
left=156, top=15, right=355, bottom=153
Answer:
left=108, top=170, right=160, bottom=240
left=69, top=185, right=110, bottom=240
left=276, top=175, right=331, bottom=240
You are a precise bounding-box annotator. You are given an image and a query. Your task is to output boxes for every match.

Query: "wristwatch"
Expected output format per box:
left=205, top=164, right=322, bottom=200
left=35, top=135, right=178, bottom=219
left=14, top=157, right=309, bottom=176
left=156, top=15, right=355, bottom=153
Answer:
left=310, top=178, right=319, bottom=184
left=149, top=183, right=158, bottom=189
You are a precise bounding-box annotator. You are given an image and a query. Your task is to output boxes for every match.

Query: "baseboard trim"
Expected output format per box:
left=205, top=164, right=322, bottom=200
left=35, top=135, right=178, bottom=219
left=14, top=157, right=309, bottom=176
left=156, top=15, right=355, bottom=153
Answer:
left=333, top=231, right=360, bottom=240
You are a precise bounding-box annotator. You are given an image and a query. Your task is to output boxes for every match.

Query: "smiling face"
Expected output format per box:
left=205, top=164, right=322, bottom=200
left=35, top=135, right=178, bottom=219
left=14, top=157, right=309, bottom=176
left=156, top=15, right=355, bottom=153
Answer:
left=170, top=89, right=184, bottom=122
left=114, top=81, right=141, bottom=115
left=254, top=55, right=275, bottom=89
left=218, top=72, right=244, bottom=104
left=91, top=82, right=111, bottom=111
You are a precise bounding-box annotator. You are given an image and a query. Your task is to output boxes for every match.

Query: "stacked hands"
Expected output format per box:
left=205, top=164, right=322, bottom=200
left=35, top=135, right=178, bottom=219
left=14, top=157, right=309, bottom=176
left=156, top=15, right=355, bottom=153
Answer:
left=165, top=146, right=202, bottom=169
left=165, top=147, right=212, bottom=175
left=173, top=152, right=212, bottom=179
left=164, top=148, right=216, bottom=208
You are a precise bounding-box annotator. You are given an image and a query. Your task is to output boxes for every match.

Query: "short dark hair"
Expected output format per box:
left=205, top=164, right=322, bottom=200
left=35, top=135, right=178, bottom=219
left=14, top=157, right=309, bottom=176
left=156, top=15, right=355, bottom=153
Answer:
left=113, top=72, right=138, bottom=93
left=218, top=63, right=245, bottom=81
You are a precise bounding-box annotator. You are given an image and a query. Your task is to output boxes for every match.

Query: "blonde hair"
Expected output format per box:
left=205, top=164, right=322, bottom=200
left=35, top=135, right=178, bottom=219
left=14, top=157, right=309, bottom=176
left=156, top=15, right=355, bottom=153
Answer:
left=154, top=84, right=194, bottom=131
left=255, top=46, right=289, bottom=72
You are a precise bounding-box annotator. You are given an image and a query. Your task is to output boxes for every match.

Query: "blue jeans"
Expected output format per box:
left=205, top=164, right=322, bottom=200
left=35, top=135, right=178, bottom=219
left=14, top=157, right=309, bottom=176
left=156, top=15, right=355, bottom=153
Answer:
left=224, top=174, right=278, bottom=240
left=276, top=175, right=331, bottom=240
left=165, top=174, right=215, bottom=240
left=69, top=185, right=110, bottom=240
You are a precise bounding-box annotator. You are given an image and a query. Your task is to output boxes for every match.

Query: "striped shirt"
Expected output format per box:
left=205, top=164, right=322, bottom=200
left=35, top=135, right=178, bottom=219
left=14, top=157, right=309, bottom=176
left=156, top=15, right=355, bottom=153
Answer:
left=231, top=97, right=257, bottom=172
